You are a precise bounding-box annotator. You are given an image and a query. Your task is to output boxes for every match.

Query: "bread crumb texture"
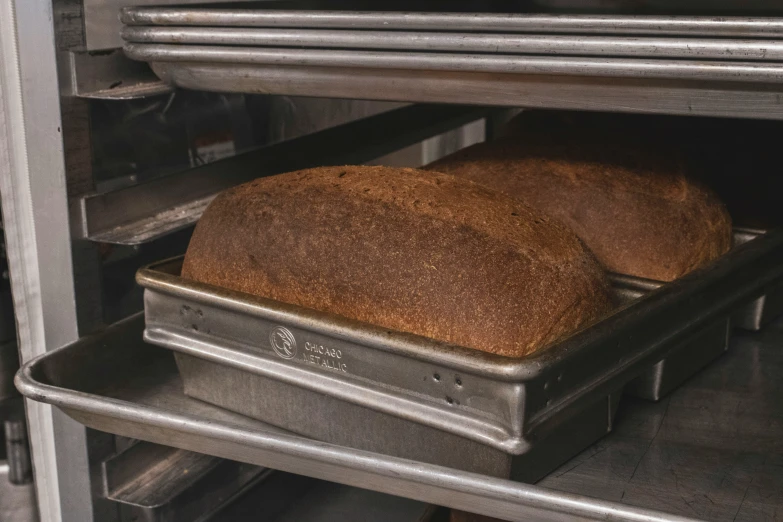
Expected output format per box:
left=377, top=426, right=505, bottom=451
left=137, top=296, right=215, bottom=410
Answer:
left=183, top=166, right=612, bottom=357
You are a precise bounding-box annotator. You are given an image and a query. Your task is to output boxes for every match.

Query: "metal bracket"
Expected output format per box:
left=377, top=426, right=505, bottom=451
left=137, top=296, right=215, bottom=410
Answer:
left=62, top=48, right=171, bottom=100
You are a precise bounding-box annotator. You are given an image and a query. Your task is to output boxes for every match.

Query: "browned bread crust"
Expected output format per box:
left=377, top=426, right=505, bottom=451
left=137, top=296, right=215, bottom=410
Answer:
left=426, top=117, right=732, bottom=282
left=183, top=165, right=612, bottom=358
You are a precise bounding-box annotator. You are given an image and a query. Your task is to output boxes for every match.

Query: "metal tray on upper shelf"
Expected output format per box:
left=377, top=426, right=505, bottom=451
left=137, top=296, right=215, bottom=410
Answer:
left=136, top=230, right=783, bottom=481
left=119, top=9, right=783, bottom=38
left=123, top=48, right=783, bottom=120
left=121, top=26, right=783, bottom=62
left=118, top=8, right=783, bottom=119
left=732, top=227, right=783, bottom=331
left=599, top=228, right=767, bottom=401
left=13, top=314, right=700, bottom=522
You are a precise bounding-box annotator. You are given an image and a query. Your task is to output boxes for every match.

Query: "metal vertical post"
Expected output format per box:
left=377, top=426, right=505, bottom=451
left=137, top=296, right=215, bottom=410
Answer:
left=0, top=0, right=93, bottom=520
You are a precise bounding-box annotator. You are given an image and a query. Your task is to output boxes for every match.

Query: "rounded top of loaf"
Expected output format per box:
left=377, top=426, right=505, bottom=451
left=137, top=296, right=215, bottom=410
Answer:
left=182, top=165, right=612, bottom=358
left=426, top=114, right=732, bottom=282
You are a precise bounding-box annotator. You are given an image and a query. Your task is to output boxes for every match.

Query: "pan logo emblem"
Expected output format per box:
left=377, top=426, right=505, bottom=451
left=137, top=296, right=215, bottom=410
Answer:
left=269, top=326, right=297, bottom=360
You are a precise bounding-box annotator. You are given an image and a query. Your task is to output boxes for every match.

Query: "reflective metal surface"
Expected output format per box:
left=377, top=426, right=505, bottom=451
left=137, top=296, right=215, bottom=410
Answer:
left=62, top=48, right=171, bottom=100
left=119, top=9, right=783, bottom=38
left=15, top=314, right=698, bottom=522
left=122, top=27, right=783, bottom=62
left=540, top=321, right=783, bottom=521
left=612, top=276, right=729, bottom=402
left=125, top=44, right=783, bottom=84
left=85, top=0, right=239, bottom=50
left=144, top=62, right=783, bottom=120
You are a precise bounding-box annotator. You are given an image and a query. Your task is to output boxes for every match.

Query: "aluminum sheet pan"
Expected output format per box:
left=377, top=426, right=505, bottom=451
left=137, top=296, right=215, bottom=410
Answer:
left=121, top=27, right=783, bottom=62
left=13, top=314, right=700, bottom=522
left=137, top=229, right=783, bottom=464
left=124, top=44, right=783, bottom=84
left=161, top=272, right=715, bottom=474
left=141, top=62, right=783, bottom=120
left=119, top=8, right=783, bottom=38
left=174, top=351, right=621, bottom=479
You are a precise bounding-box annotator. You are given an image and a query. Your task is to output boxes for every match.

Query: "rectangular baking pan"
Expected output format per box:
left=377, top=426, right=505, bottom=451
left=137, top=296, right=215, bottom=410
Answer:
left=140, top=257, right=622, bottom=480
left=123, top=61, right=783, bottom=121
left=615, top=273, right=730, bottom=401
left=137, top=229, right=783, bottom=480
left=732, top=227, right=783, bottom=330
left=13, top=314, right=699, bottom=522
left=123, top=44, right=783, bottom=85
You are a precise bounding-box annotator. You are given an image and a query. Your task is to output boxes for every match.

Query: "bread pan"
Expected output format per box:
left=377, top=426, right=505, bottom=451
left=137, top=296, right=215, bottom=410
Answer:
left=614, top=274, right=730, bottom=401
left=13, top=314, right=700, bottom=522
left=732, top=228, right=783, bottom=330
left=614, top=228, right=768, bottom=401
left=140, top=257, right=622, bottom=480
left=137, top=229, right=783, bottom=479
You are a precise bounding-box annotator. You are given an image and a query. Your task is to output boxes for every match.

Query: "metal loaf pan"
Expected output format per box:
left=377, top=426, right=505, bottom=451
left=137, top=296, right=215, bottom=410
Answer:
left=123, top=44, right=783, bottom=85
left=609, top=228, right=773, bottom=401
left=614, top=274, right=730, bottom=401
left=121, top=56, right=783, bottom=121
left=137, top=230, right=783, bottom=480
left=140, top=258, right=623, bottom=481
left=732, top=228, right=783, bottom=330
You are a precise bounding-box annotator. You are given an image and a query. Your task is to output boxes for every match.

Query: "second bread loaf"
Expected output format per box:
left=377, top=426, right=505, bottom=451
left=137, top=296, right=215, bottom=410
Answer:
left=426, top=114, right=732, bottom=282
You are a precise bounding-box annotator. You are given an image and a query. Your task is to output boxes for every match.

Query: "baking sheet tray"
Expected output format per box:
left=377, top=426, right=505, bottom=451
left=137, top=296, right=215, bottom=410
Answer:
left=119, top=8, right=783, bottom=39
left=137, top=229, right=783, bottom=478
left=13, top=314, right=700, bottom=522
left=732, top=228, right=783, bottom=330
left=127, top=60, right=783, bottom=120
left=123, top=44, right=783, bottom=84
left=121, top=27, right=783, bottom=61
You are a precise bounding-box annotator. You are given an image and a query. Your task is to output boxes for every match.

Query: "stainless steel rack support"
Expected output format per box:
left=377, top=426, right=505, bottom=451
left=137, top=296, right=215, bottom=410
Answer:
left=0, top=1, right=91, bottom=521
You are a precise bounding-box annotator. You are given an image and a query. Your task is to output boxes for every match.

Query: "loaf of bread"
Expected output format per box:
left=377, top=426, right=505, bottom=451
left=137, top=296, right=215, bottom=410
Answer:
left=183, top=165, right=612, bottom=358
left=426, top=113, right=732, bottom=282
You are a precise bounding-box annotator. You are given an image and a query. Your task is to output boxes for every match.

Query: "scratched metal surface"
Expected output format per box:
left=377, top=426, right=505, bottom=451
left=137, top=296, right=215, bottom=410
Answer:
left=540, top=319, right=783, bottom=521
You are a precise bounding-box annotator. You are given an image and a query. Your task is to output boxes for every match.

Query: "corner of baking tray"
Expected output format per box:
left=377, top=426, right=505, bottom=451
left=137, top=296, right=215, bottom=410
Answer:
left=137, top=257, right=184, bottom=286
left=14, top=350, right=57, bottom=405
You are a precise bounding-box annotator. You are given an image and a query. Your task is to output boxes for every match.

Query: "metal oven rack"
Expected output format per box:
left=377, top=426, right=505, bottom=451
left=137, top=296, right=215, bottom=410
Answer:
left=3, top=1, right=783, bottom=522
